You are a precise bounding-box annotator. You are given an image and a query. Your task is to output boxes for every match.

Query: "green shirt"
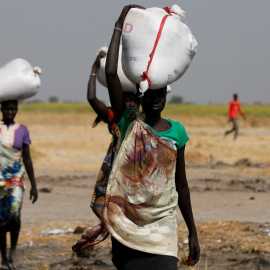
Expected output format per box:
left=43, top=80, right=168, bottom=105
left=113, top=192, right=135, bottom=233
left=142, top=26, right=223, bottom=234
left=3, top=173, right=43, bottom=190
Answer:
left=117, top=107, right=189, bottom=150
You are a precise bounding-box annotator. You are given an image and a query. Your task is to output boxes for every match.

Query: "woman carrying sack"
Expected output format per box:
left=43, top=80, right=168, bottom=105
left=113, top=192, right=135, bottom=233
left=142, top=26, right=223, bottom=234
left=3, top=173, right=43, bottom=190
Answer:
left=87, top=51, right=140, bottom=219
left=74, top=5, right=200, bottom=269
left=0, top=100, right=38, bottom=270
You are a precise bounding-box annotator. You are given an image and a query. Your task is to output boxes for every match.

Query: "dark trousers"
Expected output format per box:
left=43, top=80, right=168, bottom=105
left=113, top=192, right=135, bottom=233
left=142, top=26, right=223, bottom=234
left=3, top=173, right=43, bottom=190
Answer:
left=225, top=118, right=239, bottom=140
left=111, top=237, right=178, bottom=270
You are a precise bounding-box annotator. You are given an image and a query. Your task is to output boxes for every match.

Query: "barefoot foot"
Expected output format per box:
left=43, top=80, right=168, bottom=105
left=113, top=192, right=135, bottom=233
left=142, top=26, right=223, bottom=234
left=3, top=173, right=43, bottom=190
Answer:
left=0, top=263, right=10, bottom=270
left=9, top=251, right=17, bottom=270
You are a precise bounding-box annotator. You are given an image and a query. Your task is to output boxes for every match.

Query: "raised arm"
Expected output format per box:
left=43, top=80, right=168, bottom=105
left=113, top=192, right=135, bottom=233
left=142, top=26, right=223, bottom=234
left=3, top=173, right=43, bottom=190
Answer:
left=87, top=51, right=111, bottom=123
left=22, top=144, right=38, bottom=203
left=105, top=5, right=145, bottom=123
left=175, top=146, right=200, bottom=266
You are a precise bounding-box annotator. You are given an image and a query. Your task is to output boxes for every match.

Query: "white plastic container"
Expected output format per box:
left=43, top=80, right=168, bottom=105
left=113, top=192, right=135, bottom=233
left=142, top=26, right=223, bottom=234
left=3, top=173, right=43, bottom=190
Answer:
left=0, top=58, right=41, bottom=102
left=97, top=46, right=137, bottom=93
left=122, top=5, right=198, bottom=95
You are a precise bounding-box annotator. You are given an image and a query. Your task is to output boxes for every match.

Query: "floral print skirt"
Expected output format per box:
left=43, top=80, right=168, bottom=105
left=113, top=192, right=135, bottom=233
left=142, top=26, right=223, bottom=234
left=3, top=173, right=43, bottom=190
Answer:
left=0, top=142, right=25, bottom=226
left=0, top=183, right=24, bottom=226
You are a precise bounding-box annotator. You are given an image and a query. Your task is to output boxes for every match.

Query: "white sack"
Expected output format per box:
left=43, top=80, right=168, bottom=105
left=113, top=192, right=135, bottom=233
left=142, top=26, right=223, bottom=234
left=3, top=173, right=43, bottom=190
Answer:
left=122, top=4, right=198, bottom=95
left=0, top=58, right=41, bottom=102
left=97, top=46, right=136, bottom=93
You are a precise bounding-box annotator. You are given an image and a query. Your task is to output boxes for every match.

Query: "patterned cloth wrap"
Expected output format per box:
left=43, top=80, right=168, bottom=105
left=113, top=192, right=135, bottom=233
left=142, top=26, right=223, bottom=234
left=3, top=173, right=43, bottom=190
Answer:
left=91, top=126, right=120, bottom=219
left=73, top=119, right=179, bottom=258
left=0, top=140, right=25, bottom=226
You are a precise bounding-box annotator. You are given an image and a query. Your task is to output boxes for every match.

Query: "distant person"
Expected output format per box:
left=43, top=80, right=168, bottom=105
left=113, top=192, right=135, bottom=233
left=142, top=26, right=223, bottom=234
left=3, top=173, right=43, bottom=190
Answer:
left=0, top=100, right=38, bottom=270
left=224, top=94, right=245, bottom=141
left=87, top=51, right=140, bottom=219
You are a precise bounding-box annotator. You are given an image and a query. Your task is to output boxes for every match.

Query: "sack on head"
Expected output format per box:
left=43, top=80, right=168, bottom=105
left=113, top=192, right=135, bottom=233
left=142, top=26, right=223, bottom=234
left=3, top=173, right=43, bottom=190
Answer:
left=97, top=46, right=137, bottom=93
left=122, top=5, right=198, bottom=95
left=0, top=58, right=41, bottom=102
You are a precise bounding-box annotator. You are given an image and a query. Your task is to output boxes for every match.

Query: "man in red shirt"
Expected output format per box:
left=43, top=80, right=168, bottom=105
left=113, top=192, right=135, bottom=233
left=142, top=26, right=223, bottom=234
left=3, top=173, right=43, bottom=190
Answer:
left=224, top=94, right=245, bottom=141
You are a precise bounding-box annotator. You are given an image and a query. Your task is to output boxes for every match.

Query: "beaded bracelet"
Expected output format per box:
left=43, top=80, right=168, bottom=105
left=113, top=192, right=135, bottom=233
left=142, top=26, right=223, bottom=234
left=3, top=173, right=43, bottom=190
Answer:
left=114, top=27, right=122, bottom=32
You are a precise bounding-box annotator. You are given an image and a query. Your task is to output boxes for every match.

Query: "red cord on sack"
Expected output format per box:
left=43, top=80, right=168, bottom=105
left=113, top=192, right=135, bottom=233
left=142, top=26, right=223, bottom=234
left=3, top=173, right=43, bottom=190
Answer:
left=141, top=13, right=170, bottom=87
left=163, top=6, right=177, bottom=15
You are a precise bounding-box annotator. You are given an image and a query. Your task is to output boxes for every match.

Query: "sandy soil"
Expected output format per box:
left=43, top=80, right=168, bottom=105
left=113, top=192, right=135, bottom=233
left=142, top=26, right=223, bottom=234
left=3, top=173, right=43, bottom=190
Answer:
left=2, top=112, right=270, bottom=269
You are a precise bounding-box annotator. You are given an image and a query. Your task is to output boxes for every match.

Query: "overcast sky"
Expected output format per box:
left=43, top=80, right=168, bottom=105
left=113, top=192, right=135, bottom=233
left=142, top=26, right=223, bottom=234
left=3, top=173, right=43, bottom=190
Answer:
left=1, top=0, right=270, bottom=104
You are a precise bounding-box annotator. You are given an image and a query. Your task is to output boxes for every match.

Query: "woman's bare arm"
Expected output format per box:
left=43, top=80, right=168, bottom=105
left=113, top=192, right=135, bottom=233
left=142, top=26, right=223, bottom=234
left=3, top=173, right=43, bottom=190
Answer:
left=22, top=144, right=38, bottom=203
left=87, top=51, right=110, bottom=123
left=175, top=146, right=200, bottom=266
left=105, top=5, right=145, bottom=123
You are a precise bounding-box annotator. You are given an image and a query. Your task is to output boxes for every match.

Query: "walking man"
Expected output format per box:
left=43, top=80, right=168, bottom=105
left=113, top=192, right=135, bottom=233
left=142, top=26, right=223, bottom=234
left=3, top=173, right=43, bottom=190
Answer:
left=224, top=94, right=245, bottom=141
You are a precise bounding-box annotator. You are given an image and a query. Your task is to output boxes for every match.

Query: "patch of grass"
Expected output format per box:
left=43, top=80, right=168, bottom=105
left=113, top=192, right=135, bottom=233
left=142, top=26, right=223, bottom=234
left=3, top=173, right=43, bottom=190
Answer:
left=241, top=105, right=270, bottom=117
left=163, top=104, right=228, bottom=116
left=20, top=103, right=93, bottom=114
left=19, top=102, right=270, bottom=117
left=242, top=245, right=261, bottom=254
left=164, top=104, right=270, bottom=117
left=36, top=263, right=51, bottom=270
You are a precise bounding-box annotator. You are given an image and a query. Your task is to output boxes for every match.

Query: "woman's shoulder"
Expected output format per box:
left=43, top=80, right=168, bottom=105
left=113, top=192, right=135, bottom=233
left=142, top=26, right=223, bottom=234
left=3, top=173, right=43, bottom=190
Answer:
left=167, top=119, right=186, bottom=133
left=165, top=119, right=189, bottom=149
left=17, top=123, right=28, bottom=129
left=16, top=123, right=30, bottom=133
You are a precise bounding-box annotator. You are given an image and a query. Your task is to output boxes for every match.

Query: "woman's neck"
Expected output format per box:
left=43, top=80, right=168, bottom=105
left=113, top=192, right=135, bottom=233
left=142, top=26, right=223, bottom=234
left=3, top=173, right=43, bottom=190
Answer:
left=145, top=112, right=161, bottom=127
left=144, top=112, right=171, bottom=132
left=2, top=120, right=15, bottom=126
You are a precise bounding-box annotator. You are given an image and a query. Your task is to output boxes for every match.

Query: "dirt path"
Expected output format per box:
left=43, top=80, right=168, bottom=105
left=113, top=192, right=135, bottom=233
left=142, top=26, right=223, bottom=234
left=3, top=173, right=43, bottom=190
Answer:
left=22, top=167, right=270, bottom=224
left=6, top=113, right=270, bottom=269
left=15, top=168, right=270, bottom=270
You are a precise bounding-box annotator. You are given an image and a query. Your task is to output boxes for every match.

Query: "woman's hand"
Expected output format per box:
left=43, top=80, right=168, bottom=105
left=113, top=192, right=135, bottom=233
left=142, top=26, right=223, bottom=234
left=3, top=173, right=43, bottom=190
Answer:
left=88, top=48, right=110, bottom=120
left=187, top=234, right=200, bottom=266
left=93, top=51, right=107, bottom=69
left=30, top=186, right=38, bottom=204
left=115, top=4, right=145, bottom=29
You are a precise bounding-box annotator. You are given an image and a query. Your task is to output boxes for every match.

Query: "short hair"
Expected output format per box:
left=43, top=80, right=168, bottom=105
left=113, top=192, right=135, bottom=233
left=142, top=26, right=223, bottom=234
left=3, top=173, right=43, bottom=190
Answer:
left=123, top=91, right=141, bottom=105
left=1, top=100, right=18, bottom=109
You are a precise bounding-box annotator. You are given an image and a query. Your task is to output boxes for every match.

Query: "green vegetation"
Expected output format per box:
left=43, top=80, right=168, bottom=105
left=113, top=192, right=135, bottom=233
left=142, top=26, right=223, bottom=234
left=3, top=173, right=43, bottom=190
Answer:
left=168, top=95, right=183, bottom=104
left=163, top=104, right=228, bottom=116
left=164, top=104, right=270, bottom=117
left=20, top=102, right=94, bottom=114
left=19, top=102, right=270, bottom=117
